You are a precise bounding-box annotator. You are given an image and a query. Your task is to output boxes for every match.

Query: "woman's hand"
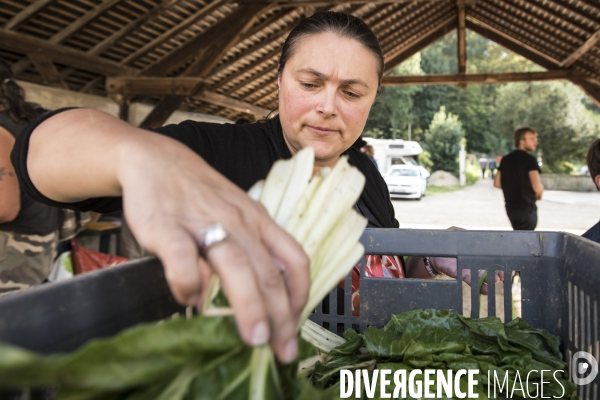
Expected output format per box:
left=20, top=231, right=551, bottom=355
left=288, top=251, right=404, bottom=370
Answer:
left=27, top=109, right=310, bottom=364
left=431, top=258, right=504, bottom=295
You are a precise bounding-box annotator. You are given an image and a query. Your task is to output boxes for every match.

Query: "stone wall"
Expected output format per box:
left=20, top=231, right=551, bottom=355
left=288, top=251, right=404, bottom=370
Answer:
left=540, top=174, right=597, bottom=192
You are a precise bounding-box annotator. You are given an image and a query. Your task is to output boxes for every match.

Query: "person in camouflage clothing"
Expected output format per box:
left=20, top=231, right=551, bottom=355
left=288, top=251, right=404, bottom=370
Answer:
left=0, top=58, right=61, bottom=291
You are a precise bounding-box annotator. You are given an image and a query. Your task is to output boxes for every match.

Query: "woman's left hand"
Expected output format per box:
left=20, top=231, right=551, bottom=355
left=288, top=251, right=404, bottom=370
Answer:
left=433, top=257, right=505, bottom=295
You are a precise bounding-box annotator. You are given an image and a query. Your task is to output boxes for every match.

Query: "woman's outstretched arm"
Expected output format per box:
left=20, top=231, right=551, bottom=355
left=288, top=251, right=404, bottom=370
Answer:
left=24, top=108, right=310, bottom=364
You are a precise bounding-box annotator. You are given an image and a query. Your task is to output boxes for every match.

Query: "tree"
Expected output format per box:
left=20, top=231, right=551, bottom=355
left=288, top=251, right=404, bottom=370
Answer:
left=364, top=54, right=422, bottom=139
left=424, top=106, right=465, bottom=175
left=494, top=82, right=600, bottom=172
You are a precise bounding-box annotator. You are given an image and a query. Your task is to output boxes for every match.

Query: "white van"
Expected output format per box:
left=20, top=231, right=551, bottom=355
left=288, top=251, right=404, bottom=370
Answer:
left=363, top=137, right=430, bottom=181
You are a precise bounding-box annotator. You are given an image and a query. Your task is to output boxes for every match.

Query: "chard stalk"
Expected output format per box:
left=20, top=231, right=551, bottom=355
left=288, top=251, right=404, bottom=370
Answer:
left=247, top=180, right=265, bottom=201
left=274, top=147, right=314, bottom=226
left=260, top=157, right=295, bottom=217
left=249, top=345, right=276, bottom=400
left=292, top=157, right=349, bottom=242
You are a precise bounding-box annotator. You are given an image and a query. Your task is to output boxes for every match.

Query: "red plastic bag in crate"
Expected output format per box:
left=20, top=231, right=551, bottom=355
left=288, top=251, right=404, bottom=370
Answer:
left=71, top=239, right=129, bottom=274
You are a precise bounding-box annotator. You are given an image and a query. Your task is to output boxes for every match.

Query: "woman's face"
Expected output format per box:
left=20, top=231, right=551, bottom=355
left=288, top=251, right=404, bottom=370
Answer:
left=278, top=32, right=379, bottom=168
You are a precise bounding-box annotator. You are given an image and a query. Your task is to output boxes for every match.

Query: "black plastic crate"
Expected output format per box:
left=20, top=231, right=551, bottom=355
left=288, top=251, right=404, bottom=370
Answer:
left=0, top=229, right=598, bottom=399
left=311, top=229, right=600, bottom=400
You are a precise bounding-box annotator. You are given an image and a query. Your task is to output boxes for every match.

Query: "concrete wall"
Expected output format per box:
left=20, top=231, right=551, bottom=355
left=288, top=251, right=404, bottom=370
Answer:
left=541, top=174, right=597, bottom=192
left=18, top=80, right=231, bottom=125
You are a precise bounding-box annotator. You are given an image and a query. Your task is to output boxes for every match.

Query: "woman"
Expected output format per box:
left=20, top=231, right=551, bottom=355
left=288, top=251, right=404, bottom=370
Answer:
left=12, top=12, right=499, bottom=363
left=0, top=58, right=61, bottom=288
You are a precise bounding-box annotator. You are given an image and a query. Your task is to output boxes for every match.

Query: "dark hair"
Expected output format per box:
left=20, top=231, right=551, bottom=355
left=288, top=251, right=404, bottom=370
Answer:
left=513, top=127, right=537, bottom=148
left=0, top=57, right=36, bottom=124
left=277, top=12, right=384, bottom=88
left=587, top=138, right=600, bottom=188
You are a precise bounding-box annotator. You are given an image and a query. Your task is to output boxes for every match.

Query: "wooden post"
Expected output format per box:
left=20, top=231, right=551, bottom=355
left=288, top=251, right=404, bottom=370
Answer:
left=457, top=0, right=467, bottom=88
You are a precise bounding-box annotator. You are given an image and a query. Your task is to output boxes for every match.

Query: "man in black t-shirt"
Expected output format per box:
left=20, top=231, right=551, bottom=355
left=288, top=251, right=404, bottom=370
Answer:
left=494, top=127, right=544, bottom=230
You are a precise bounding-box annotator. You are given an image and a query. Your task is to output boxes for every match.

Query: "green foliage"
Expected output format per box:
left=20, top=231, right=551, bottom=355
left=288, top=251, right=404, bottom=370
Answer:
left=0, top=316, right=330, bottom=400
left=466, top=162, right=480, bottom=185
left=365, top=29, right=600, bottom=169
left=418, top=149, right=433, bottom=172
left=494, top=82, right=600, bottom=172
left=556, top=161, right=576, bottom=175
left=364, top=54, right=423, bottom=139
left=312, top=309, right=577, bottom=399
left=423, top=107, right=465, bottom=175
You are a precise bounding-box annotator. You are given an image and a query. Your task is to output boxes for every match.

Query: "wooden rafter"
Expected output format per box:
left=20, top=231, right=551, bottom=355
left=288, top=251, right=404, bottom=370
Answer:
left=141, top=4, right=266, bottom=77
left=50, top=0, right=122, bottom=44
left=465, top=17, right=600, bottom=107
left=560, top=29, right=600, bottom=68
left=0, top=28, right=137, bottom=76
left=11, top=0, right=123, bottom=76
left=196, top=91, right=270, bottom=118
left=466, top=13, right=562, bottom=65
left=105, top=77, right=270, bottom=118
left=376, top=1, right=446, bottom=50
left=214, top=48, right=280, bottom=93
left=384, top=15, right=456, bottom=73
left=140, top=3, right=267, bottom=128
left=381, top=71, right=588, bottom=86
left=457, top=1, right=467, bottom=75
left=474, top=1, right=579, bottom=58
left=239, top=8, right=294, bottom=41
left=27, top=53, right=68, bottom=89
left=106, top=77, right=204, bottom=96
left=4, top=0, right=54, bottom=30
left=87, top=0, right=180, bottom=56
left=236, top=0, right=450, bottom=5
left=379, top=3, right=455, bottom=53
left=121, top=0, right=226, bottom=65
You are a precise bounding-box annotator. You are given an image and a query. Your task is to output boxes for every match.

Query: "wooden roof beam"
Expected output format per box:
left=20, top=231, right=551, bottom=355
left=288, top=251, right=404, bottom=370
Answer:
left=4, top=0, right=54, bottom=30
left=465, top=17, right=600, bottom=108
left=196, top=91, right=270, bottom=118
left=106, top=77, right=205, bottom=96
left=140, top=4, right=267, bottom=128
left=121, top=0, right=226, bottom=66
left=456, top=0, right=468, bottom=88
left=384, top=15, right=456, bottom=74
left=560, top=29, right=600, bottom=68
left=87, top=0, right=181, bottom=56
left=50, top=0, right=123, bottom=44
left=11, top=0, right=123, bottom=76
left=27, top=53, right=68, bottom=89
left=0, top=28, right=137, bottom=76
left=141, top=4, right=266, bottom=77
left=105, top=76, right=270, bottom=119
left=381, top=71, right=588, bottom=86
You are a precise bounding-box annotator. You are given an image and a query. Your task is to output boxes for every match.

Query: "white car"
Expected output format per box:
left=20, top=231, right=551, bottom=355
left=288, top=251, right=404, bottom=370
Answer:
left=384, top=165, right=427, bottom=200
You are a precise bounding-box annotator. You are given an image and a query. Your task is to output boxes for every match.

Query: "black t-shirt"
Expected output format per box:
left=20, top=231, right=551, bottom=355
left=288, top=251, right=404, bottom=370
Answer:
left=499, top=150, right=541, bottom=212
left=0, top=111, right=61, bottom=235
left=11, top=108, right=399, bottom=229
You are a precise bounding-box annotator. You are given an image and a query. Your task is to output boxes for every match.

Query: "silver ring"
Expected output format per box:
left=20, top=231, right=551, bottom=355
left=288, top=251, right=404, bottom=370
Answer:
left=199, top=223, right=229, bottom=254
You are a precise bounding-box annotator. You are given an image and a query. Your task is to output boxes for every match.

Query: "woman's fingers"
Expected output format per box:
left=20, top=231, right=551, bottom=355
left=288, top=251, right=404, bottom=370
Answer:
left=151, top=226, right=204, bottom=306
left=454, top=267, right=504, bottom=295
left=260, top=219, right=310, bottom=322
left=206, top=239, right=298, bottom=364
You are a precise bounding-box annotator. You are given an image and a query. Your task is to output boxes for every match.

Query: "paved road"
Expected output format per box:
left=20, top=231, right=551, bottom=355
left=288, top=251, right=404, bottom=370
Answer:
left=392, top=178, right=600, bottom=235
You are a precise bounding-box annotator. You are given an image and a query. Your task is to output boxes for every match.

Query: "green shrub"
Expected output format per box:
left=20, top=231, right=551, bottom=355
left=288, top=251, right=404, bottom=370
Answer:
left=466, top=163, right=480, bottom=185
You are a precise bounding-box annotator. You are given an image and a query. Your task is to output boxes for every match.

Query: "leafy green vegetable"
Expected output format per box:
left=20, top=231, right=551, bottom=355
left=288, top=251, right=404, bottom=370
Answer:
left=0, top=315, right=337, bottom=400
left=311, top=309, right=577, bottom=399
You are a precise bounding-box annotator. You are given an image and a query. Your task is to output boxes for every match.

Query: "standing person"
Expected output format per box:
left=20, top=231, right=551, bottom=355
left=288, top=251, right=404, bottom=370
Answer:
left=0, top=58, right=62, bottom=288
left=494, top=127, right=544, bottom=230
left=362, top=144, right=377, bottom=169
left=479, top=156, right=488, bottom=178
left=582, top=138, right=600, bottom=243
left=488, top=158, right=497, bottom=180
